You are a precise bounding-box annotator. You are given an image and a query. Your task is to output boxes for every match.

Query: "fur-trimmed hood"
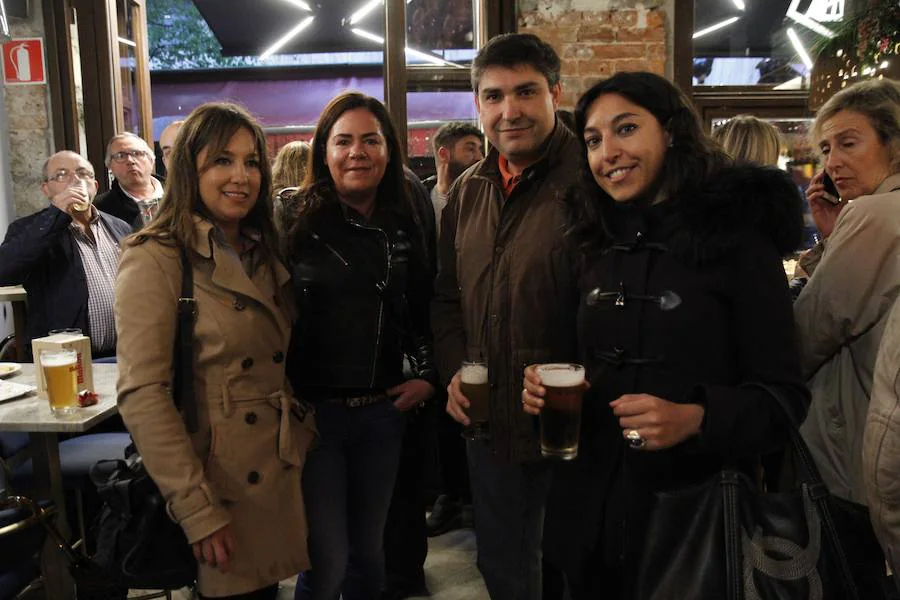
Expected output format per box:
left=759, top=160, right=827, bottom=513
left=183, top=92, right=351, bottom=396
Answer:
left=595, top=163, right=806, bottom=266
left=665, top=163, right=805, bottom=263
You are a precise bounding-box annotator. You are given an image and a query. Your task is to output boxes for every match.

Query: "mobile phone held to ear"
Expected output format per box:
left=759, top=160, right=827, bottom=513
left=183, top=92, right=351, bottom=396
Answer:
left=821, top=173, right=841, bottom=205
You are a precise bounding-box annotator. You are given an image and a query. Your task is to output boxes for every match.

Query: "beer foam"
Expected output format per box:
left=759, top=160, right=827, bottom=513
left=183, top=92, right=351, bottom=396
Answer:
left=537, top=364, right=585, bottom=387
left=460, top=363, right=488, bottom=384
left=41, top=354, right=77, bottom=367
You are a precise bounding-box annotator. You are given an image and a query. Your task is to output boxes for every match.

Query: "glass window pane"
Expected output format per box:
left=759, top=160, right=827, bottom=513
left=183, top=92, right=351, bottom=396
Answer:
left=117, top=0, right=135, bottom=40
left=405, top=0, right=476, bottom=67
left=119, top=41, right=142, bottom=134
left=692, top=0, right=848, bottom=88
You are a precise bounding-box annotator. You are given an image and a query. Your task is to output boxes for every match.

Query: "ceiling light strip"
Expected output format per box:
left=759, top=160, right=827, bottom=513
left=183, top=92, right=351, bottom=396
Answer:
left=281, top=0, right=312, bottom=11
left=731, top=0, right=745, bottom=10
left=351, top=27, right=465, bottom=69
left=786, top=27, right=814, bottom=69
left=785, top=0, right=835, bottom=38
left=260, top=16, right=315, bottom=60
left=692, top=16, right=740, bottom=39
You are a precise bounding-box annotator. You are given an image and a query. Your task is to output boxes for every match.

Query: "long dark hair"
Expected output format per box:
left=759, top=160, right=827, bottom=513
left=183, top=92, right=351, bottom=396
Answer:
left=129, top=102, right=279, bottom=262
left=568, top=71, right=728, bottom=254
left=294, top=92, right=410, bottom=222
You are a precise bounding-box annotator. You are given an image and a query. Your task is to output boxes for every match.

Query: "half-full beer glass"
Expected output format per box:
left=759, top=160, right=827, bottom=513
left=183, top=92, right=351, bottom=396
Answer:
left=537, top=363, right=585, bottom=459
left=460, top=361, right=489, bottom=441
left=40, top=349, right=79, bottom=416
left=70, top=179, right=91, bottom=213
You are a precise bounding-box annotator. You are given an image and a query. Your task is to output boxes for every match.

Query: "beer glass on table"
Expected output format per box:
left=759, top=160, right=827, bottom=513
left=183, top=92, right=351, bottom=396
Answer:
left=460, top=361, right=489, bottom=441
left=40, top=349, right=79, bottom=416
left=536, top=363, right=585, bottom=460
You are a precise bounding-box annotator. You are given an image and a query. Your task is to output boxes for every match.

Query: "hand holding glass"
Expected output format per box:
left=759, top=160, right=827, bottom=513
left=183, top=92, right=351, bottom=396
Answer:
left=459, top=361, right=489, bottom=441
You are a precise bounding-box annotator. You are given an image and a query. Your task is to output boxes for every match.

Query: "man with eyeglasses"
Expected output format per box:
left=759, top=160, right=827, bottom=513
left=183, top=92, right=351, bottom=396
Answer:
left=95, top=132, right=164, bottom=230
left=0, top=151, right=132, bottom=359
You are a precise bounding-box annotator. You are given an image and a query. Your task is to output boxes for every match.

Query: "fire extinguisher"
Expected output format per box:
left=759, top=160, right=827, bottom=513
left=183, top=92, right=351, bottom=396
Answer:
left=10, top=43, right=30, bottom=82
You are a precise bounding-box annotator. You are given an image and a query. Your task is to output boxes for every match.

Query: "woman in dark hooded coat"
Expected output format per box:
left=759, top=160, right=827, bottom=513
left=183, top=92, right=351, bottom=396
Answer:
left=522, top=72, right=811, bottom=599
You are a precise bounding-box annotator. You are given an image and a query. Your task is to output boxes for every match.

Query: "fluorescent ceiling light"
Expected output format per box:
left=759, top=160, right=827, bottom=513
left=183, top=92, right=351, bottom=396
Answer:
left=351, top=27, right=466, bottom=69
left=732, top=0, right=745, bottom=9
left=785, top=0, right=835, bottom=37
left=692, top=16, right=740, bottom=39
left=787, top=27, right=813, bottom=69
left=349, top=0, right=382, bottom=25
left=281, top=0, right=312, bottom=10
left=260, top=15, right=315, bottom=59
left=348, top=0, right=414, bottom=25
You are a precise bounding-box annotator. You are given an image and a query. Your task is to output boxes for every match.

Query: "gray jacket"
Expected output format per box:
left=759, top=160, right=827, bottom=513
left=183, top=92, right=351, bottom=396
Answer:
left=797, top=173, right=900, bottom=504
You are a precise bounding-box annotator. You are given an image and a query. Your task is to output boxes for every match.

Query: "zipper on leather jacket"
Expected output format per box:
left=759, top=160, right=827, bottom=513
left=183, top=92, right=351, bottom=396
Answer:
left=347, top=219, right=393, bottom=387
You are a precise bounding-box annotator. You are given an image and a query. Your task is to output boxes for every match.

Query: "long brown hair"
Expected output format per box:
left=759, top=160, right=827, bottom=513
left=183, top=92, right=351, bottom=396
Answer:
left=129, top=102, right=279, bottom=262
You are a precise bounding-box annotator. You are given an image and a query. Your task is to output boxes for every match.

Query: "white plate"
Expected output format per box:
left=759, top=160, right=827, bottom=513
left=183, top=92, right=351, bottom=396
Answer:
left=0, top=379, right=35, bottom=403
left=0, top=363, right=21, bottom=378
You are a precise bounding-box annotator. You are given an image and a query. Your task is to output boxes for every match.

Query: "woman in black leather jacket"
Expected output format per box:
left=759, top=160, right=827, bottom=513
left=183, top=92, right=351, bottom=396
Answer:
left=286, top=92, right=436, bottom=600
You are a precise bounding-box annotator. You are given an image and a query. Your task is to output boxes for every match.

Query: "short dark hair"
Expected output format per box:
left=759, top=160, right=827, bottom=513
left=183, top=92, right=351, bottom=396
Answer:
left=432, top=122, right=481, bottom=155
left=471, top=33, right=561, bottom=93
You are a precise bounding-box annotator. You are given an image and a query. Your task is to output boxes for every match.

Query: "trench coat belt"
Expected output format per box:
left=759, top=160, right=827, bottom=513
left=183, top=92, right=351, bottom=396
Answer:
left=266, top=391, right=303, bottom=468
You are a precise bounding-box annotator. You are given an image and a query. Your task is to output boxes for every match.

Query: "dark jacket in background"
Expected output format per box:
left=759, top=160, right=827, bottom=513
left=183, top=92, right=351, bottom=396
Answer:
left=287, top=197, right=436, bottom=398
left=431, top=123, right=582, bottom=463
left=0, top=206, right=131, bottom=354
left=546, top=165, right=811, bottom=594
left=95, top=177, right=163, bottom=230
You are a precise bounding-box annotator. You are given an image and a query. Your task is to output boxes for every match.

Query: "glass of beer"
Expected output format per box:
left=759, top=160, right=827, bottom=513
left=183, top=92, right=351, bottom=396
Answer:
left=70, top=179, right=91, bottom=213
left=536, top=363, right=586, bottom=460
left=459, top=361, right=489, bottom=441
left=40, top=349, right=80, bottom=416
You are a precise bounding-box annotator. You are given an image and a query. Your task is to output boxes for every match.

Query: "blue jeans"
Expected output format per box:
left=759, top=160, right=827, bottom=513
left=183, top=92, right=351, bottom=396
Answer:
left=467, top=440, right=554, bottom=600
left=295, top=399, right=405, bottom=600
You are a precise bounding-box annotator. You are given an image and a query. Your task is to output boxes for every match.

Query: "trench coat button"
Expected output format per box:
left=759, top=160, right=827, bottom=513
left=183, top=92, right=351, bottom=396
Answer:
left=273, top=351, right=284, bottom=363
left=233, top=298, right=246, bottom=311
left=247, top=471, right=260, bottom=484
left=494, top=246, right=503, bottom=254
left=245, top=412, right=257, bottom=425
left=241, top=357, right=254, bottom=370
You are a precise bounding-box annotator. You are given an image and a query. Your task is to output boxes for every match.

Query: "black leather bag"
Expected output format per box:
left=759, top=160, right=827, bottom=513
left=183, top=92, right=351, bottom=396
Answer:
left=88, top=248, right=198, bottom=590
left=635, top=383, right=887, bottom=600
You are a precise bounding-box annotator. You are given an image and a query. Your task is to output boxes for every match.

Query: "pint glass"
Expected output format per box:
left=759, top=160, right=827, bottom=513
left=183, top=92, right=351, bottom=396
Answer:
left=40, top=349, right=79, bottom=416
left=537, top=363, right=585, bottom=459
left=70, top=179, right=91, bottom=213
left=460, top=361, right=489, bottom=441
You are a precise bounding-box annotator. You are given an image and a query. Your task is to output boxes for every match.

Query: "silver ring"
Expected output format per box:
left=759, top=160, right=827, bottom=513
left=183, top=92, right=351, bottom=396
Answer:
left=625, top=429, right=645, bottom=449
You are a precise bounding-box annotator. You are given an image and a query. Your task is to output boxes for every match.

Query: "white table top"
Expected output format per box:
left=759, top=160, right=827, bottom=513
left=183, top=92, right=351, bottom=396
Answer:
left=0, top=363, right=118, bottom=433
left=0, top=285, right=26, bottom=302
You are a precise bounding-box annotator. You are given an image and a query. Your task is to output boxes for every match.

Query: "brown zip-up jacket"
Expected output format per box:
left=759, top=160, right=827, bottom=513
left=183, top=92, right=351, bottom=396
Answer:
left=432, top=123, right=581, bottom=462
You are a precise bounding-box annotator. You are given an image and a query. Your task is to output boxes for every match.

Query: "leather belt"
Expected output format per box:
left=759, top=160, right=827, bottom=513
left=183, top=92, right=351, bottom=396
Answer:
left=324, top=394, right=389, bottom=408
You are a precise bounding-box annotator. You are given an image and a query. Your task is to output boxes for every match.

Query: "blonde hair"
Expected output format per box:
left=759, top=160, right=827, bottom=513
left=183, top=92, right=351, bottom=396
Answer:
left=711, top=115, right=781, bottom=166
left=272, top=141, right=311, bottom=191
left=812, top=78, right=900, bottom=172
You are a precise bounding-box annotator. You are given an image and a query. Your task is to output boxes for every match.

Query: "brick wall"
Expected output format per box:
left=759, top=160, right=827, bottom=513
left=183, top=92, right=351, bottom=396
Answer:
left=519, top=1, right=668, bottom=109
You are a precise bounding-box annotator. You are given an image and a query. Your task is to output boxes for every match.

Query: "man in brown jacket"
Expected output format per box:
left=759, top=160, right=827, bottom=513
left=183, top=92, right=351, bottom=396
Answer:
left=431, top=33, right=580, bottom=599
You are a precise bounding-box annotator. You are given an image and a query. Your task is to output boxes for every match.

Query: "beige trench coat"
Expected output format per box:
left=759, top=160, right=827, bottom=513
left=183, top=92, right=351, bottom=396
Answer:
left=796, top=173, right=900, bottom=504
left=115, top=217, right=316, bottom=597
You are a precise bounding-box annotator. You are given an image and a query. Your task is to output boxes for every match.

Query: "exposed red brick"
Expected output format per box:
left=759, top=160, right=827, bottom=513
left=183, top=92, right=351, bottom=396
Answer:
left=613, top=59, right=653, bottom=73
left=646, top=8, right=665, bottom=29
left=578, top=25, right=615, bottom=43
left=612, top=10, right=638, bottom=28
left=555, top=10, right=585, bottom=27
left=577, top=58, right=614, bottom=78
left=616, top=27, right=665, bottom=43
left=588, top=43, right=646, bottom=59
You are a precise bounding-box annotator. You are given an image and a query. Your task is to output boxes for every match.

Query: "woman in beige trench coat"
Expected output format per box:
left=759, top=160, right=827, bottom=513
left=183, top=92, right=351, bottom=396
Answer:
left=115, top=102, right=316, bottom=599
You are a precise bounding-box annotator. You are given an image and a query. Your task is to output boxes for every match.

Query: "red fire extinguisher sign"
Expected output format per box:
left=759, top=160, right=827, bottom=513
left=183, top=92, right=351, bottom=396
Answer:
left=2, top=38, right=46, bottom=85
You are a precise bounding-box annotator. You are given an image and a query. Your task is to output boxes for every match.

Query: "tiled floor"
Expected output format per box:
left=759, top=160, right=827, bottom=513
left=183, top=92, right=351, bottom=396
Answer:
left=133, top=527, right=488, bottom=600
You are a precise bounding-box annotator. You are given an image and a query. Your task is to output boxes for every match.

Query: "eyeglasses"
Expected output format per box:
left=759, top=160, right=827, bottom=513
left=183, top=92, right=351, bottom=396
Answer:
left=45, top=168, right=95, bottom=183
left=110, top=149, right=151, bottom=163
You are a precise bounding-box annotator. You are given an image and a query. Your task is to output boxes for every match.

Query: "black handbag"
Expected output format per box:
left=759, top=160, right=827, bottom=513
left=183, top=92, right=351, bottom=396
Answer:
left=635, top=383, right=889, bottom=600
left=87, top=247, right=199, bottom=590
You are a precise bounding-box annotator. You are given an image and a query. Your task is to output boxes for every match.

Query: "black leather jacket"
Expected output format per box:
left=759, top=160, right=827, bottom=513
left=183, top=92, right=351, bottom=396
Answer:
left=287, top=199, right=436, bottom=398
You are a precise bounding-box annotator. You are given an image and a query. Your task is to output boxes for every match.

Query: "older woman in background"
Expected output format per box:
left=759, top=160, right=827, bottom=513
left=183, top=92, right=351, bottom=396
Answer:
left=711, top=114, right=782, bottom=166
left=806, top=77, right=900, bottom=579
left=115, top=102, right=316, bottom=598
left=286, top=92, right=436, bottom=600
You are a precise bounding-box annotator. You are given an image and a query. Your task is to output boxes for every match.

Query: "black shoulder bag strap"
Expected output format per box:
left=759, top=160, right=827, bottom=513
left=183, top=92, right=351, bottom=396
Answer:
left=173, top=247, right=198, bottom=434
